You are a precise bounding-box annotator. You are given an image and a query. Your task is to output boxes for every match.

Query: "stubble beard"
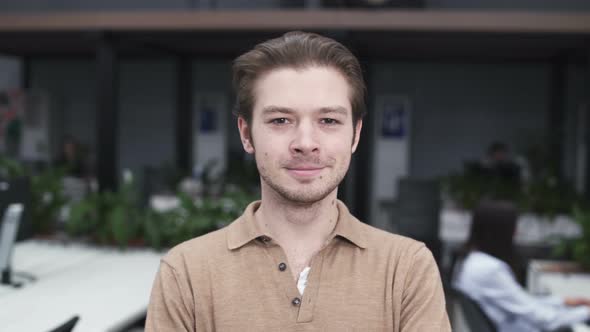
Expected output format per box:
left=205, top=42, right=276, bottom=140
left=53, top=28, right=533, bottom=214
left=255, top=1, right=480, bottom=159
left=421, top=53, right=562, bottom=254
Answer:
left=257, top=155, right=350, bottom=205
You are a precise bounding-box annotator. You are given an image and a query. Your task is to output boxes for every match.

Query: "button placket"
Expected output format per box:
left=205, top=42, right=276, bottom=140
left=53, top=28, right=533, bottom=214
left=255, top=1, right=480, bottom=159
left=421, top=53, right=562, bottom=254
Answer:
left=295, top=244, right=328, bottom=323
left=260, top=244, right=302, bottom=321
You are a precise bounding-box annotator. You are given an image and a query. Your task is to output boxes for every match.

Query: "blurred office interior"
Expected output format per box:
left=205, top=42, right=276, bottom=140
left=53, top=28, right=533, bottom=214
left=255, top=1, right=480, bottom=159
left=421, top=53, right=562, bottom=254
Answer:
left=1, top=1, right=590, bottom=331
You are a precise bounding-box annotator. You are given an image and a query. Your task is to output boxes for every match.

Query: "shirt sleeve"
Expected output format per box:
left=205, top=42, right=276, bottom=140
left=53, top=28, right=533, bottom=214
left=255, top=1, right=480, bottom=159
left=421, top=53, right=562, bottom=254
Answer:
left=145, top=260, right=195, bottom=332
left=400, top=245, right=452, bottom=331
left=535, top=294, right=566, bottom=307
left=479, top=266, right=590, bottom=331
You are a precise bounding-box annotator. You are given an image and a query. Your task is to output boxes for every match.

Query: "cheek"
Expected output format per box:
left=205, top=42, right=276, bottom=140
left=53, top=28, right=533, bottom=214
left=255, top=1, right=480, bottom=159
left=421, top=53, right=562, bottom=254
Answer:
left=254, top=141, right=281, bottom=166
left=328, top=135, right=355, bottom=156
left=253, top=127, right=286, bottom=152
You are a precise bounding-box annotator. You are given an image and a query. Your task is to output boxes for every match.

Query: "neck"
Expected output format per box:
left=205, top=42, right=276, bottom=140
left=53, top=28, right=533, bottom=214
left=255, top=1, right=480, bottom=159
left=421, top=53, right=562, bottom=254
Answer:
left=255, top=183, right=339, bottom=252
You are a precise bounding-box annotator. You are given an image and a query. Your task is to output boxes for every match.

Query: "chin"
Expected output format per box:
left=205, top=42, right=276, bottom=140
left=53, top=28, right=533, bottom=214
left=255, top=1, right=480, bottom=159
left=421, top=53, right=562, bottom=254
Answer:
left=261, top=169, right=343, bottom=203
left=282, top=193, right=331, bottom=205
left=279, top=184, right=338, bottom=204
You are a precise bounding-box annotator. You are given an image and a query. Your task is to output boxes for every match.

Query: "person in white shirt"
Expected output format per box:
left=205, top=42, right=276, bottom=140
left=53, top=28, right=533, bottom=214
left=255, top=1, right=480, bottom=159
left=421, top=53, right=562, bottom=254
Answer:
left=452, top=200, right=590, bottom=332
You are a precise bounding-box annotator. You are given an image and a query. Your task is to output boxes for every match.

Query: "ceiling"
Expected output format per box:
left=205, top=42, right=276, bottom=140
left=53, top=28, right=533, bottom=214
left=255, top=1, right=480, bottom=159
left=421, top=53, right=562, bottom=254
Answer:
left=0, top=10, right=588, bottom=62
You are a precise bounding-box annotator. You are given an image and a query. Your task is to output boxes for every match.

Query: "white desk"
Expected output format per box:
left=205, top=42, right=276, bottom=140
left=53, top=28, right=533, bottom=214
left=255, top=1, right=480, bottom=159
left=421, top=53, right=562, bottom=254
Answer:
left=438, top=209, right=583, bottom=270
left=0, top=240, right=162, bottom=332
left=439, top=209, right=582, bottom=245
left=527, top=260, right=590, bottom=332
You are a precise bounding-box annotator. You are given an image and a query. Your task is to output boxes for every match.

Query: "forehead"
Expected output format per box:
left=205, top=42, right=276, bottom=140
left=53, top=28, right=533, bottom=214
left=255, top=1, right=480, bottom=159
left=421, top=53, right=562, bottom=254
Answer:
left=252, top=66, right=351, bottom=115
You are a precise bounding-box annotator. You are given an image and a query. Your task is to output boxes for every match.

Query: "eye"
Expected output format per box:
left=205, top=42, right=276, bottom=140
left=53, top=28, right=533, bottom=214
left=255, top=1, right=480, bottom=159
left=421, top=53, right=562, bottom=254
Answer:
left=270, top=118, right=290, bottom=125
left=320, top=118, right=340, bottom=125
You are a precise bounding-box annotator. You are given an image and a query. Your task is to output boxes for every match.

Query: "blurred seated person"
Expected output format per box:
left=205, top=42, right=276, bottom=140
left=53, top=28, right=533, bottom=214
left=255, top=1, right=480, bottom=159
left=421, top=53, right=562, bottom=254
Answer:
left=452, top=200, right=590, bottom=332
left=479, top=141, right=522, bottom=183
left=54, top=136, right=91, bottom=205
left=55, top=136, right=88, bottom=179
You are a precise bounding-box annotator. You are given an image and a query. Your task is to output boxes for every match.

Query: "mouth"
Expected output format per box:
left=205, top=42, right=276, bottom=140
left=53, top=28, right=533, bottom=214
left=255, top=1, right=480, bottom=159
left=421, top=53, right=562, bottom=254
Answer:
left=285, top=166, right=325, bottom=178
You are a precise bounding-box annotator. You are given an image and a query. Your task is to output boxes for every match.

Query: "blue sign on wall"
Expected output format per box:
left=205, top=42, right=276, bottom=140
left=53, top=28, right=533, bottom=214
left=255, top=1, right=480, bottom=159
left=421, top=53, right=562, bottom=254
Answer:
left=200, top=102, right=217, bottom=133
left=381, top=102, right=406, bottom=139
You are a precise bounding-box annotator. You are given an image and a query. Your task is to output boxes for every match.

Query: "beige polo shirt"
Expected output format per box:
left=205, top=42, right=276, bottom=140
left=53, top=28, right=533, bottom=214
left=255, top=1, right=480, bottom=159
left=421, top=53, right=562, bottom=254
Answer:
left=146, top=200, right=451, bottom=331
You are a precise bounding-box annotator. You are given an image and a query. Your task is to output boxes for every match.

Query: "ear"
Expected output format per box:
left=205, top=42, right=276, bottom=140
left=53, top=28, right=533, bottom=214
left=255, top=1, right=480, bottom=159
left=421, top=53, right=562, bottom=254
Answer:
left=351, top=119, right=363, bottom=153
left=238, top=117, right=255, bottom=154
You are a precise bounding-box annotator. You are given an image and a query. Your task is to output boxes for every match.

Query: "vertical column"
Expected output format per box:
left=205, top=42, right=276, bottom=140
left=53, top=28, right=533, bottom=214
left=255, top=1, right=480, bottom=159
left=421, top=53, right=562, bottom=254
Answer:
left=548, top=56, right=566, bottom=178
left=352, top=57, right=374, bottom=222
left=96, top=33, right=119, bottom=192
left=176, top=57, right=193, bottom=175
left=585, top=47, right=590, bottom=197
left=21, top=56, right=30, bottom=90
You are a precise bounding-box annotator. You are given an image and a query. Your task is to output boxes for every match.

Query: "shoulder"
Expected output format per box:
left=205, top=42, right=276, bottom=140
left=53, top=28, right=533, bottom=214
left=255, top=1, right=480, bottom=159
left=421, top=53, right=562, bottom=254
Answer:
left=464, top=251, right=505, bottom=271
left=358, top=220, right=429, bottom=257
left=349, top=219, right=438, bottom=277
left=460, top=251, right=508, bottom=283
left=357, top=222, right=452, bottom=330
left=160, top=226, right=231, bottom=272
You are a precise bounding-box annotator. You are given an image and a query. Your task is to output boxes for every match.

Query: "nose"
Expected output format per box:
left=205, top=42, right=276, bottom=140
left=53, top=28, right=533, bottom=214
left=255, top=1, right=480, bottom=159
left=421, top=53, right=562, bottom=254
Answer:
left=289, top=120, right=320, bottom=156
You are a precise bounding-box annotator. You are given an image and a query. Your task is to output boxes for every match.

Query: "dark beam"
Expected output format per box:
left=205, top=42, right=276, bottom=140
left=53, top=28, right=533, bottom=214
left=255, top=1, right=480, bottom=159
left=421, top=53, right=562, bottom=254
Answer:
left=21, top=56, right=30, bottom=89
left=175, top=57, right=193, bottom=175
left=352, top=55, right=374, bottom=222
left=96, top=34, right=119, bottom=192
left=585, top=46, right=590, bottom=197
left=548, top=56, right=567, bottom=178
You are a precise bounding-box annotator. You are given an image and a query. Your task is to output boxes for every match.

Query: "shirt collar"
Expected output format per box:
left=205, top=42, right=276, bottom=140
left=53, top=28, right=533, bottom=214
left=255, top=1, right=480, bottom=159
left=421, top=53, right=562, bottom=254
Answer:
left=226, top=199, right=367, bottom=250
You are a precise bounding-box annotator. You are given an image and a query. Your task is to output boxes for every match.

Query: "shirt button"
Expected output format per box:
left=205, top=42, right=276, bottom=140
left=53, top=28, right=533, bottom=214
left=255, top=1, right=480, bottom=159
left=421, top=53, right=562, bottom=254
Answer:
left=278, top=262, right=287, bottom=271
left=292, top=297, right=301, bottom=306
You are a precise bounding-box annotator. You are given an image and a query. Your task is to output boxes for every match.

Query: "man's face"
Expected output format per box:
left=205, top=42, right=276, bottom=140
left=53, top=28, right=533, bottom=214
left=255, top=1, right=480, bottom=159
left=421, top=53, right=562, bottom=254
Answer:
left=238, top=66, right=362, bottom=204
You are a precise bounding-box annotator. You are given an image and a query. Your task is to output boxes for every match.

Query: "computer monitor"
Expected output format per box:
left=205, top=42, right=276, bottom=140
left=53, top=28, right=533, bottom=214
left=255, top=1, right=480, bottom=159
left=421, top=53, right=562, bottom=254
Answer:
left=0, top=177, right=32, bottom=241
left=0, top=203, right=23, bottom=284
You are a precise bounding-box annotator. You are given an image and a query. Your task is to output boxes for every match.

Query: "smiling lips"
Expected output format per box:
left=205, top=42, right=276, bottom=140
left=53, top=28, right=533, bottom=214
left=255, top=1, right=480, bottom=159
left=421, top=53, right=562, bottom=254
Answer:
left=285, top=166, right=325, bottom=178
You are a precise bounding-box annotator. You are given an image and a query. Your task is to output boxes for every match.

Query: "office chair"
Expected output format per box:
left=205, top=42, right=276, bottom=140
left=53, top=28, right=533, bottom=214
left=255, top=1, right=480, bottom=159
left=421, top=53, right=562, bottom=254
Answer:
left=47, top=315, right=79, bottom=332
left=393, top=177, right=442, bottom=263
left=0, top=177, right=32, bottom=241
left=0, top=203, right=24, bottom=285
left=453, top=289, right=497, bottom=332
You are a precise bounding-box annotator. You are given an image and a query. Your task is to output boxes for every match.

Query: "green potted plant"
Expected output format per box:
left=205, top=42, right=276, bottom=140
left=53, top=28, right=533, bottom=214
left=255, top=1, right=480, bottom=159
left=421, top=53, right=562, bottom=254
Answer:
left=555, top=206, right=590, bottom=270
left=0, top=156, right=68, bottom=235
left=442, top=171, right=521, bottom=211
left=66, top=172, right=142, bottom=249
left=143, top=188, right=255, bottom=250
left=30, top=167, right=68, bottom=234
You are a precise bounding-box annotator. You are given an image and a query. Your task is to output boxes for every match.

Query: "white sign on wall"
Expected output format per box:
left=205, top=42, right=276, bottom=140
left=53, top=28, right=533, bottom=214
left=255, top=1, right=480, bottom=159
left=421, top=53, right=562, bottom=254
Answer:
left=20, top=91, right=52, bottom=162
left=373, top=95, right=412, bottom=200
left=370, top=95, right=412, bottom=227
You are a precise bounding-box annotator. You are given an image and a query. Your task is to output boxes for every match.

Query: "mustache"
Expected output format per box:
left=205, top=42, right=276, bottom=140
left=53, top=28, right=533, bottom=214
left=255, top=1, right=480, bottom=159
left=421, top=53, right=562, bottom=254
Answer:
left=280, top=156, right=335, bottom=168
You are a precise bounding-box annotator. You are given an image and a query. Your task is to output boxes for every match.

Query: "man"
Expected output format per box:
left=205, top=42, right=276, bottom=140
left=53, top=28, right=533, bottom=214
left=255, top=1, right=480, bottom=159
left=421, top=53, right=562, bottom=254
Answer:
left=480, top=141, right=522, bottom=183
left=146, top=31, right=451, bottom=331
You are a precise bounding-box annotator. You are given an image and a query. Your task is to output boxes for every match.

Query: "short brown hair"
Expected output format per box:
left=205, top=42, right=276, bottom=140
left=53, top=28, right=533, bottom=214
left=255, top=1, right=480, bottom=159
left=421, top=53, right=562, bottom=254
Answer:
left=232, top=31, right=366, bottom=126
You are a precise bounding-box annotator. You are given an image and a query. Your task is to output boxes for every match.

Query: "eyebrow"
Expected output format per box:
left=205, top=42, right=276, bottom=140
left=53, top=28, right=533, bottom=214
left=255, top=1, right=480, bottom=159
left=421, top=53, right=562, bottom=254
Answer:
left=261, top=106, right=296, bottom=116
left=318, top=106, right=349, bottom=117
left=261, top=105, right=349, bottom=117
